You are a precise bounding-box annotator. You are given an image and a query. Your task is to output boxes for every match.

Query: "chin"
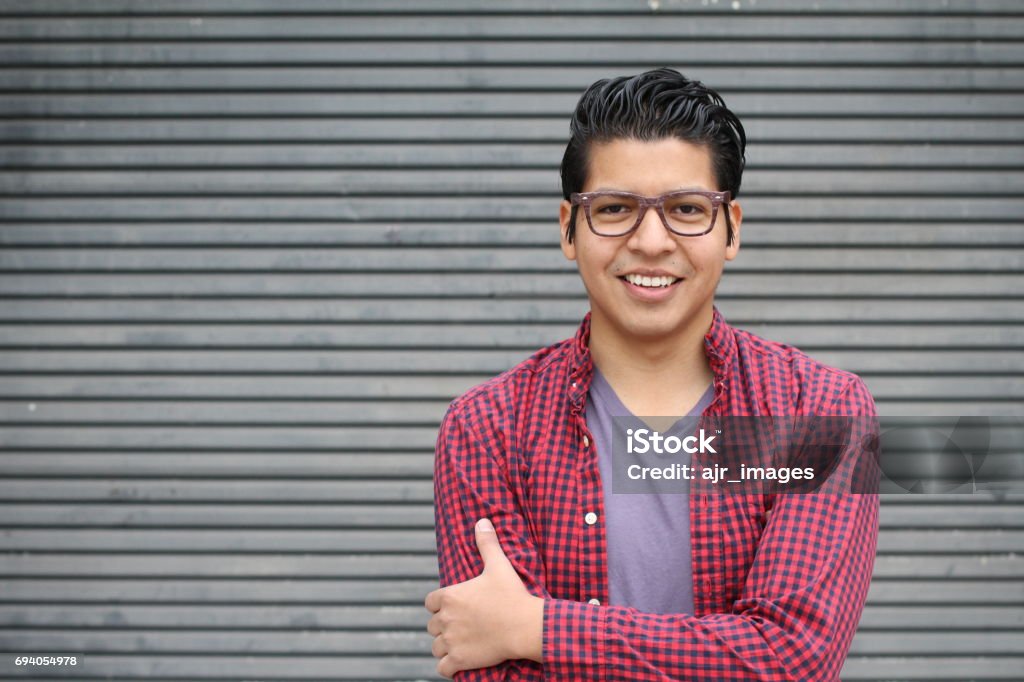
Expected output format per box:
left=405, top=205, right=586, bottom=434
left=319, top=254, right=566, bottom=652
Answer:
left=619, top=315, right=685, bottom=340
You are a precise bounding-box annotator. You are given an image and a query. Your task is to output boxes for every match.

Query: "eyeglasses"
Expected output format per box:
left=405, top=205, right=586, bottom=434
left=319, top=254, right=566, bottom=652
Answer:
left=570, top=189, right=731, bottom=237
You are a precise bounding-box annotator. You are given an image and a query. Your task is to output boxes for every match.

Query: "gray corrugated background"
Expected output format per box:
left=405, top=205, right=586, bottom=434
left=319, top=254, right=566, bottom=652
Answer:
left=0, top=1, right=1021, bottom=680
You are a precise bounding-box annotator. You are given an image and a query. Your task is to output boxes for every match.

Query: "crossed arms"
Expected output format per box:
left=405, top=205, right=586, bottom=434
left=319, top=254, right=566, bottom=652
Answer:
left=427, top=396, right=879, bottom=681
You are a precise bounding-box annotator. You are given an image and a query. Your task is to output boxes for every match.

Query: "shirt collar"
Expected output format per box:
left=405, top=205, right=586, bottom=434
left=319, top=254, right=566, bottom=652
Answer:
left=567, top=307, right=736, bottom=412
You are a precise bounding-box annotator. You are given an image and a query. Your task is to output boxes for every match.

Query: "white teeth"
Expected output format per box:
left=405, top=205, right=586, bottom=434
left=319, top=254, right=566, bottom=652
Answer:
left=624, top=273, right=678, bottom=288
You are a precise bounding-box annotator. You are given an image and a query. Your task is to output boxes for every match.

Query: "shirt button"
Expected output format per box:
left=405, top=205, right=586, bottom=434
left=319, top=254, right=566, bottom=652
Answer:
left=583, top=435, right=590, bottom=448
left=588, top=598, right=601, bottom=606
left=584, top=512, right=598, bottom=525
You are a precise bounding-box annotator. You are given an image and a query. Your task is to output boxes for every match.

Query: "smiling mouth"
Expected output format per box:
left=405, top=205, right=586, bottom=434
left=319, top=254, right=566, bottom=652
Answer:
left=621, top=273, right=681, bottom=288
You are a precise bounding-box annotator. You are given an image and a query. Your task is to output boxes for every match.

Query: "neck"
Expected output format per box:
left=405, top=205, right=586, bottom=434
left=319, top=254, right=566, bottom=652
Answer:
left=588, top=308, right=715, bottom=417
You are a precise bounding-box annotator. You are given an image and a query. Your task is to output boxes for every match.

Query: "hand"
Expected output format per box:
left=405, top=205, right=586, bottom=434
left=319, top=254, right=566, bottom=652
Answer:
left=425, top=518, right=545, bottom=679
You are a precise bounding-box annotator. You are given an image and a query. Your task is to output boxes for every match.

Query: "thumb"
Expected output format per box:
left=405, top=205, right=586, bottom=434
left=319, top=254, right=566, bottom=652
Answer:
left=474, top=518, right=512, bottom=572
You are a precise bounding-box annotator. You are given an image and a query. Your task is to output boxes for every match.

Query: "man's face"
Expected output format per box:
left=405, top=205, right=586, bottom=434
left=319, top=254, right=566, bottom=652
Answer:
left=559, top=137, right=742, bottom=345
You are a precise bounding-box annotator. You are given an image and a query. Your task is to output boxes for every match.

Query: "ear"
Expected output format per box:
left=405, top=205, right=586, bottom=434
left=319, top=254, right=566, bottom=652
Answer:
left=559, top=200, right=577, bottom=261
left=725, top=199, right=742, bottom=261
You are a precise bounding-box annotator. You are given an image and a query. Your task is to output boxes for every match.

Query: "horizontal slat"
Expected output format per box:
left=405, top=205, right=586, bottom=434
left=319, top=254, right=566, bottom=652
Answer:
left=0, top=321, right=576, bottom=347
left=0, top=553, right=1018, bottom=578
left=2, top=143, right=1022, bottom=170
left=0, top=374, right=1019, bottom=399
left=0, top=578, right=435, bottom=603
left=5, top=66, right=1024, bottom=91
left=3, top=603, right=1020, bottom=630
left=0, top=654, right=436, bottom=679
left=3, top=197, right=1021, bottom=222
left=2, top=40, right=1022, bottom=67
left=0, top=349, right=1019, bottom=374
left=880, top=504, right=1024, bottom=528
left=0, top=604, right=426, bottom=628
left=2, top=16, right=1020, bottom=40
left=0, top=142, right=575, bottom=169
left=876, top=531, right=1024, bottom=553
left=0, top=654, right=948, bottom=682
left=0, top=628, right=1011, bottom=662
left=0, top=427, right=447, bottom=450
left=0, top=653, right=999, bottom=679
left=871, top=404, right=1021, bottom=416
left=4, top=395, right=1015, bottom=417
left=0, top=375, right=480, bottom=398
left=1, top=577, right=1018, bottom=605
left=1, top=247, right=1020, bottom=272
left=0, top=502, right=437, bottom=528
left=0, top=480, right=435, bottom=502
left=858, top=605, right=1024, bottom=629
left=876, top=491, right=1024, bottom=501
left=0, top=402, right=449, bottom=425
left=1, top=322, right=1020, bottom=348
left=0, top=349, right=535, bottom=372
left=5, top=628, right=1021, bottom=655
left=4, top=501, right=1020, bottom=529
left=0, top=554, right=439, bottom=577
left=872, top=556, right=1024, bottom=578
left=2, top=0, right=1022, bottom=15
left=2, top=223, right=1021, bottom=247
left=0, top=529, right=438, bottom=553
left=841, top=657, right=1024, bottom=680
left=2, top=169, right=1021, bottom=195
left=0, top=628, right=434, bottom=654
left=0, top=348, right=1011, bottom=374
left=1, top=274, right=1021, bottom=298
left=2, top=92, right=1022, bottom=116
left=5, top=478, right=1015, bottom=506
left=0, top=453, right=436, bottom=477
left=1, top=118, right=1020, bottom=143
left=2, top=284, right=1024, bottom=311
left=3, top=404, right=1023, bottom=433
left=2, top=529, right=1022, bottom=554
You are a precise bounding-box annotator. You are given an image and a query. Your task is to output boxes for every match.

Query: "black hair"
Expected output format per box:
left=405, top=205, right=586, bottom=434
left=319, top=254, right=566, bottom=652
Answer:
left=560, top=68, right=746, bottom=245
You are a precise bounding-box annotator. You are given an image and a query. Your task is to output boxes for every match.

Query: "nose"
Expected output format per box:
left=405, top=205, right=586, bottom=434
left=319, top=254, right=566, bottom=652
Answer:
left=625, top=205, right=677, bottom=255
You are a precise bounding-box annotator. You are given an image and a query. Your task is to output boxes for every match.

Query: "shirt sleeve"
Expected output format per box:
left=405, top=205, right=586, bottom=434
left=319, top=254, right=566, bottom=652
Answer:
left=433, top=402, right=550, bottom=681
left=542, top=377, right=880, bottom=682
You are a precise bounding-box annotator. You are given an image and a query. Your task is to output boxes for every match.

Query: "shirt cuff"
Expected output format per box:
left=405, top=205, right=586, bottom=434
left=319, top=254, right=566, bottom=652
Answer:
left=543, top=597, right=607, bottom=681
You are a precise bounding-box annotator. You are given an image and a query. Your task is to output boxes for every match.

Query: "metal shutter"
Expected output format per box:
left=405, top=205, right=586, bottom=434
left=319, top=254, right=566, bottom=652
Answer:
left=1, top=1, right=1021, bottom=679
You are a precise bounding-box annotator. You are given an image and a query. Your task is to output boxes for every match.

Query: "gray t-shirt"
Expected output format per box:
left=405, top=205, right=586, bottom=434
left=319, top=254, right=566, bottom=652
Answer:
left=587, top=369, right=714, bottom=614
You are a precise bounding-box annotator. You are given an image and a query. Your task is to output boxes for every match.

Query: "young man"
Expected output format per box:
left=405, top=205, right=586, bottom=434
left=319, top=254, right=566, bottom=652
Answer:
left=425, top=68, right=879, bottom=681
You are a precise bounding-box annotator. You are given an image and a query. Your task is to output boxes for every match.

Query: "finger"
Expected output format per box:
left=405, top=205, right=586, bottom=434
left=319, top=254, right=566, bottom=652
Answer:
left=474, top=517, right=512, bottom=571
left=431, top=634, right=447, bottom=659
left=437, top=656, right=455, bottom=680
left=426, top=613, right=442, bottom=637
left=424, top=588, right=442, bottom=613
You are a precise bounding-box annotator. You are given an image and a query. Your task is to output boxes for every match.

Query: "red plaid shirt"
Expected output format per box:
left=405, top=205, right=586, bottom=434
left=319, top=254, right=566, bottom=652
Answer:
left=433, top=308, right=879, bottom=681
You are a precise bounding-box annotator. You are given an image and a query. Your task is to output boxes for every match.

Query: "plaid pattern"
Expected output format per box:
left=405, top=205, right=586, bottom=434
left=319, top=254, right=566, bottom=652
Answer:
left=433, top=307, right=879, bottom=681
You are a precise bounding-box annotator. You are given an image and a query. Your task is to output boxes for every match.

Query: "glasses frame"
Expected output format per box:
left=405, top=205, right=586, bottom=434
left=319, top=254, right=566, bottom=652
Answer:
left=570, top=189, right=732, bottom=237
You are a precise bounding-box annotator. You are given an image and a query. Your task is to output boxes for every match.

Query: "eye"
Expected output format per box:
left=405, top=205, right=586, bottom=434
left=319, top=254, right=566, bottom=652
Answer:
left=589, top=195, right=639, bottom=222
left=597, top=203, right=631, bottom=215
left=670, top=203, right=703, bottom=215
left=664, top=195, right=714, bottom=222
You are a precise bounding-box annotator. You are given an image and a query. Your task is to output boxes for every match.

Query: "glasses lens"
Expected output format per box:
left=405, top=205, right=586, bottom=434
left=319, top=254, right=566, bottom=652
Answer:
left=662, top=193, right=716, bottom=235
left=587, top=193, right=641, bottom=235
